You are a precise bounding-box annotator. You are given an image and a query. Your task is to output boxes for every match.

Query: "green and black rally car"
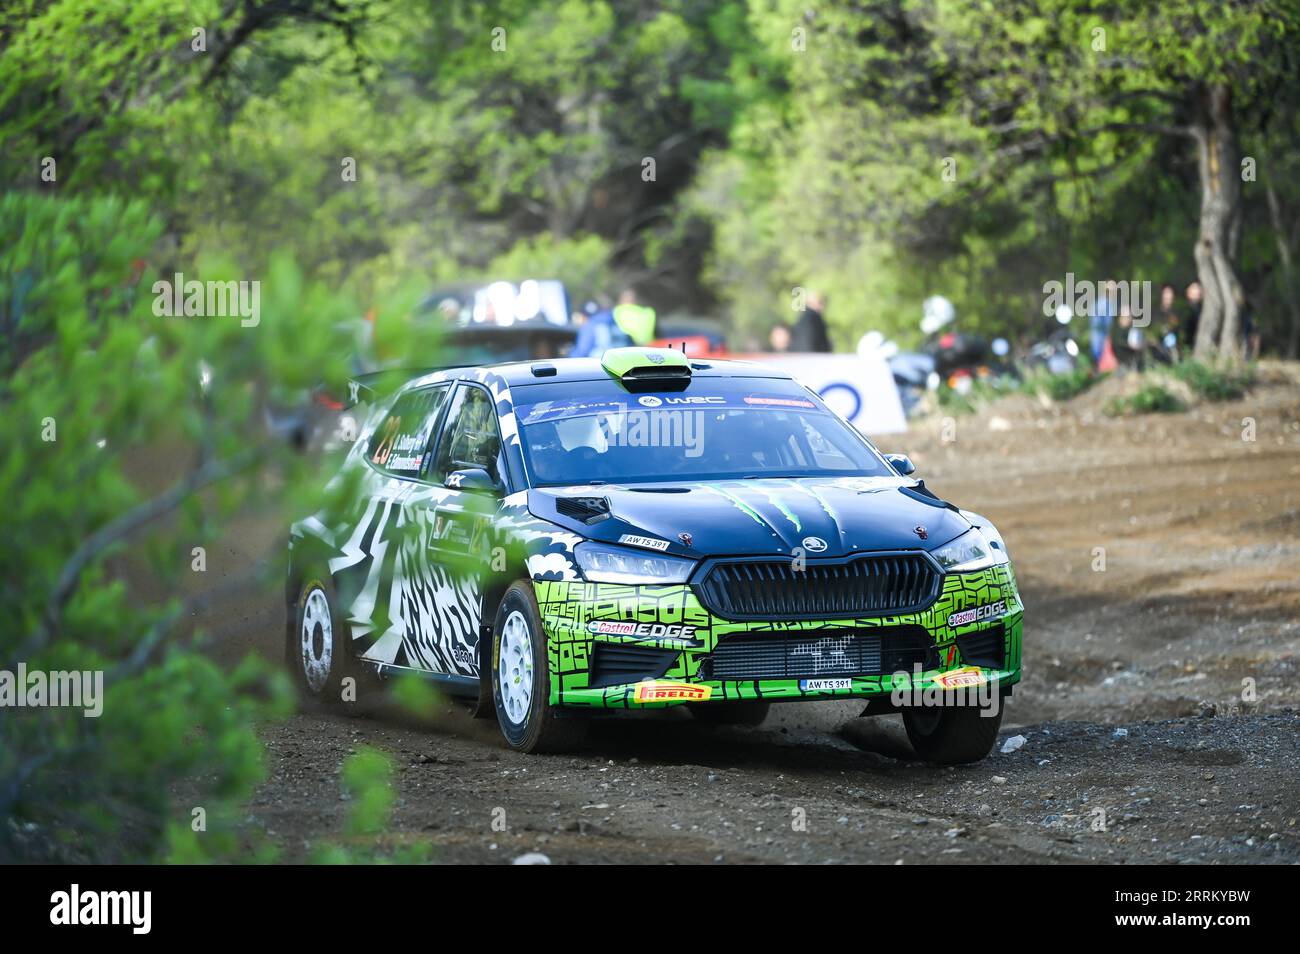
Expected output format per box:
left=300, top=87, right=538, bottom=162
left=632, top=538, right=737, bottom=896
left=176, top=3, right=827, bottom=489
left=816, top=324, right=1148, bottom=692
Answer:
left=287, top=348, right=1023, bottom=763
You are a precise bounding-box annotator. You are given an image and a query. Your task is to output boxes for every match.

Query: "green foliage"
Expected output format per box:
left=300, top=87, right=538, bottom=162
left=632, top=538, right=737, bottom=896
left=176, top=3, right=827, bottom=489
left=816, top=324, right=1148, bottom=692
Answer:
left=484, top=234, right=615, bottom=302
left=935, top=375, right=1020, bottom=416
left=341, top=747, right=395, bottom=837
left=308, top=747, right=433, bottom=863
left=1104, top=383, right=1186, bottom=417
left=1166, top=360, right=1255, bottom=401
left=691, top=0, right=1300, bottom=351
left=389, top=674, right=441, bottom=720
left=1021, top=364, right=1101, bottom=403
left=4, top=1, right=1299, bottom=352
left=0, top=192, right=374, bottom=861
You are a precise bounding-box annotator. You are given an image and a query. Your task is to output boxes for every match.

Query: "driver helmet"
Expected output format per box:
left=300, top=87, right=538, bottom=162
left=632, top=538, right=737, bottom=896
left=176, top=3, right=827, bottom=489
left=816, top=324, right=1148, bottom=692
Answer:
left=921, top=295, right=955, bottom=335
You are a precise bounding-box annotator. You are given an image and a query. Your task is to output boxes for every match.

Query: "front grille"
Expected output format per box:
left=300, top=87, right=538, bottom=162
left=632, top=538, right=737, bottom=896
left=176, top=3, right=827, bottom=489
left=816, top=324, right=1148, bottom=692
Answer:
left=587, top=643, right=679, bottom=689
left=695, top=553, right=939, bottom=620
left=704, top=627, right=937, bottom=681
left=956, top=623, right=1006, bottom=669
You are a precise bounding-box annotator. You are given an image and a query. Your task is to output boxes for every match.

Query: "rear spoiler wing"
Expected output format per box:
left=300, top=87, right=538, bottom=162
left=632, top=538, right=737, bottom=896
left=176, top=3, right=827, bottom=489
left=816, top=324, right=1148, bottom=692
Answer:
left=342, top=367, right=454, bottom=408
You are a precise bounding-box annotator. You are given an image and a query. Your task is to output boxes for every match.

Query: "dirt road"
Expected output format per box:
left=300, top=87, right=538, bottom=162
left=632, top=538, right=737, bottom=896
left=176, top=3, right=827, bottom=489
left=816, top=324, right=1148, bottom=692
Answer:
left=220, top=366, right=1300, bottom=863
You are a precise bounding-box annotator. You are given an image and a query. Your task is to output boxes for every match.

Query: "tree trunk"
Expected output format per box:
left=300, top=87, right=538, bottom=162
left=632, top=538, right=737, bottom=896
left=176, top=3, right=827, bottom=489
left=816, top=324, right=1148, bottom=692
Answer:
left=1265, top=182, right=1300, bottom=359
left=1191, top=83, right=1245, bottom=362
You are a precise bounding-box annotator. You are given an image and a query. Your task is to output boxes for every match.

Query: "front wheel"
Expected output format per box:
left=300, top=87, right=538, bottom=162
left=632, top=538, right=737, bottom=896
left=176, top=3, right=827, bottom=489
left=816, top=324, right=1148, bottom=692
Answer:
left=491, top=581, right=583, bottom=753
left=902, top=700, right=1003, bottom=764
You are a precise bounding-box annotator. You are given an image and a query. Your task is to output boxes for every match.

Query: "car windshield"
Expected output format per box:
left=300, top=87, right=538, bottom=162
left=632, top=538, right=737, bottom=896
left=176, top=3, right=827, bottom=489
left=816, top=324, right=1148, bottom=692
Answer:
left=513, top=378, right=893, bottom=486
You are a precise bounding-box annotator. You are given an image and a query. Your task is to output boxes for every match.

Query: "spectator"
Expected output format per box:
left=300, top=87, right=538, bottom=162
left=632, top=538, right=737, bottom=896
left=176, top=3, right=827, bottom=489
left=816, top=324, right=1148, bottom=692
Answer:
left=1155, top=283, right=1177, bottom=330
left=790, top=290, right=832, bottom=352
left=571, top=300, right=599, bottom=327
left=1090, top=280, right=1116, bottom=366
left=768, top=323, right=792, bottom=352
left=1114, top=307, right=1145, bottom=370
left=571, top=297, right=630, bottom=357
left=1183, top=281, right=1202, bottom=349
left=611, top=288, right=656, bottom=346
left=1239, top=288, right=1260, bottom=359
left=1157, top=282, right=1179, bottom=331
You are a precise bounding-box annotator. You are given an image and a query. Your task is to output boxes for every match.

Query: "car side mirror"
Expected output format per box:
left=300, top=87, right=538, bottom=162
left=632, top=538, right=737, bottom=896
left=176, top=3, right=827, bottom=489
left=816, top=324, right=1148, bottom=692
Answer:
left=885, top=453, right=916, bottom=477
left=445, top=467, right=502, bottom=495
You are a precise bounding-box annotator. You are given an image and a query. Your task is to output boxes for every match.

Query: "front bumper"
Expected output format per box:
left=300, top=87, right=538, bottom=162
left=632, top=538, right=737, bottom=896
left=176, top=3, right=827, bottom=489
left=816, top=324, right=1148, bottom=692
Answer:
left=533, top=564, right=1023, bottom=709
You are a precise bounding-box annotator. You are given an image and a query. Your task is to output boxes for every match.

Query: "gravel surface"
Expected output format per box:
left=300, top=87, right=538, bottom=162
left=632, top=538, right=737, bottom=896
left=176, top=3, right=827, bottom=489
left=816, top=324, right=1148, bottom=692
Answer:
left=203, top=364, right=1300, bottom=863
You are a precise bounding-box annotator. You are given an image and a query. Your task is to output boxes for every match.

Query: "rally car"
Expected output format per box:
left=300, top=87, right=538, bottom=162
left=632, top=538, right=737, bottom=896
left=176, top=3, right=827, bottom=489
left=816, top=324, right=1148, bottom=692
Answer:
left=287, top=348, right=1023, bottom=763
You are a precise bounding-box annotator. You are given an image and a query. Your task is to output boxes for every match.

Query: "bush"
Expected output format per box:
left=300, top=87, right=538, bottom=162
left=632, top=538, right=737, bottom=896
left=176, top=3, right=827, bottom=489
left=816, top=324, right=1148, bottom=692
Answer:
left=0, top=193, right=363, bottom=861
left=935, top=374, right=1015, bottom=415
left=1104, top=383, right=1185, bottom=417
left=1166, top=360, right=1254, bottom=402
left=308, top=748, right=434, bottom=864
left=1020, top=363, right=1101, bottom=403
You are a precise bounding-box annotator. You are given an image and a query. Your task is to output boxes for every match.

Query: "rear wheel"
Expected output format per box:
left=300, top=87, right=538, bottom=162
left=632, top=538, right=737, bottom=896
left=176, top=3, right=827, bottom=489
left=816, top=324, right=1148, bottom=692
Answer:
left=690, top=700, right=770, bottom=727
left=902, top=700, right=1003, bottom=764
left=491, top=581, right=583, bottom=753
left=289, top=573, right=354, bottom=706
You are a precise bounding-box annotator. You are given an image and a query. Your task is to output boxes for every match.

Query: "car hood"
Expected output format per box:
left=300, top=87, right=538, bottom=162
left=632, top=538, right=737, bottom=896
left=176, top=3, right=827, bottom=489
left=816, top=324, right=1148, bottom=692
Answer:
left=529, top=476, right=972, bottom=559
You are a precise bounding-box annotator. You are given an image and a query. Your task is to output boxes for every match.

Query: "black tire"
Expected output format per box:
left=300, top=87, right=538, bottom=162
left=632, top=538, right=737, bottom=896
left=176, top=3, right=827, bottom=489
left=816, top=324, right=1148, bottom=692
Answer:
left=288, top=571, right=362, bottom=709
left=690, top=700, right=770, bottom=727
left=902, top=700, right=1003, bottom=764
left=490, top=581, right=583, bottom=753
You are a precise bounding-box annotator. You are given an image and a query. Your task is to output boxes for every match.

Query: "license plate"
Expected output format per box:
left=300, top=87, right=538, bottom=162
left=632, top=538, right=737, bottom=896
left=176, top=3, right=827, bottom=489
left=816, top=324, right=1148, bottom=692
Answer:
left=799, top=678, right=853, bottom=691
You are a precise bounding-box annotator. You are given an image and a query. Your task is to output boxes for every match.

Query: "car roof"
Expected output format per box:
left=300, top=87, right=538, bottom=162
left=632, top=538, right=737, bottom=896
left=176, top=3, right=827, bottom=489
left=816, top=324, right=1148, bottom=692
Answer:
left=408, top=356, right=796, bottom=390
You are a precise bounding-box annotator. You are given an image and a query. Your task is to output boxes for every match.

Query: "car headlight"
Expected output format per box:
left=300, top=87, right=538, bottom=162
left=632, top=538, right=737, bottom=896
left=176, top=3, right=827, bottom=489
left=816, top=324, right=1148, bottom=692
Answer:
left=932, top=528, right=1009, bottom=572
left=574, top=542, right=696, bottom=584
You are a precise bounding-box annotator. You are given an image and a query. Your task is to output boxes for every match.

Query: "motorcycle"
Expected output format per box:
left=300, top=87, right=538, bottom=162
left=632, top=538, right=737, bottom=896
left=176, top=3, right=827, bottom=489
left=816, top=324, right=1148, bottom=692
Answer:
left=1023, top=305, right=1084, bottom=376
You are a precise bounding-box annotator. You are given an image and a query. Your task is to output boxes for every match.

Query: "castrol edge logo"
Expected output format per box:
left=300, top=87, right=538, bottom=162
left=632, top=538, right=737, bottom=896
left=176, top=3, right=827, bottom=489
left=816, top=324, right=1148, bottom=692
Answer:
left=587, top=620, right=697, bottom=639
left=946, top=599, right=1007, bottom=628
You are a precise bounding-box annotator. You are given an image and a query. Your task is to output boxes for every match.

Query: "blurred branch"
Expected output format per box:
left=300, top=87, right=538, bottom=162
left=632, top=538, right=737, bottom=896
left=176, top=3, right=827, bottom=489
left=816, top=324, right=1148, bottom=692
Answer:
left=12, top=446, right=265, bottom=669
left=107, top=536, right=281, bottom=684
left=201, top=0, right=369, bottom=88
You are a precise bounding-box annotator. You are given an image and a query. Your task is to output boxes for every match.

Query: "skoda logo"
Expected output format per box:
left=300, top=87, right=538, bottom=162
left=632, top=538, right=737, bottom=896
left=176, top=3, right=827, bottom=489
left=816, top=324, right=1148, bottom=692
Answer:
left=646, top=352, right=665, bottom=364
left=638, top=395, right=663, bottom=407
left=801, top=536, right=828, bottom=553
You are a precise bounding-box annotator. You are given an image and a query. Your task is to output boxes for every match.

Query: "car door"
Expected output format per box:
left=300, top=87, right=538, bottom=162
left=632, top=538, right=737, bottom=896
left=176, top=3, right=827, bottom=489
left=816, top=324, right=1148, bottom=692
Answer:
left=335, top=383, right=450, bottom=670
left=396, top=383, right=508, bottom=679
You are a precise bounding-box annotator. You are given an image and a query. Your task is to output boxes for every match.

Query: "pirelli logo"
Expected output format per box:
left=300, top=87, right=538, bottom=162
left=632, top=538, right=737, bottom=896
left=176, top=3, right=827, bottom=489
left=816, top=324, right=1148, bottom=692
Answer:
left=632, top=681, right=711, bottom=703
left=933, top=667, right=988, bottom=689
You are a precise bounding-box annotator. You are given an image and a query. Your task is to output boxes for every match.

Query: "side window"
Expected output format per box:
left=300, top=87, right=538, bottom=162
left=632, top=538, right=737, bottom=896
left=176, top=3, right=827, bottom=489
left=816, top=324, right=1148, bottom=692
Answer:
left=367, top=386, right=449, bottom=478
left=432, top=386, right=503, bottom=484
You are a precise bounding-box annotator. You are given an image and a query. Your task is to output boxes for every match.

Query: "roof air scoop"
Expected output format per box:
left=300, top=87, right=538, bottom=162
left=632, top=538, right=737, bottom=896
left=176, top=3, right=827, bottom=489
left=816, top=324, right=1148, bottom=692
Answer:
left=601, top=347, right=692, bottom=392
